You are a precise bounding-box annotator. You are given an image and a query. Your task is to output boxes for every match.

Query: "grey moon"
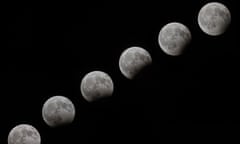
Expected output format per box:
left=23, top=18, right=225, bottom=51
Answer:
left=119, top=46, right=152, bottom=79
left=198, top=2, right=231, bottom=36
left=80, top=71, right=114, bottom=102
left=158, top=22, right=192, bottom=56
left=8, top=124, right=41, bottom=144
left=42, top=95, right=75, bottom=127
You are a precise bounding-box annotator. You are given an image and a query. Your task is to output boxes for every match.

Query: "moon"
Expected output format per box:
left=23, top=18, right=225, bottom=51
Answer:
left=42, top=95, right=75, bottom=127
left=8, top=124, right=41, bottom=144
left=158, top=22, right=192, bottom=56
left=198, top=2, right=231, bottom=36
left=119, top=46, right=152, bottom=79
left=80, top=71, right=114, bottom=102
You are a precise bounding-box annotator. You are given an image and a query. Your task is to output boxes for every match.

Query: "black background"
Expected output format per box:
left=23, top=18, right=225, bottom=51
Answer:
left=6, top=0, right=238, bottom=143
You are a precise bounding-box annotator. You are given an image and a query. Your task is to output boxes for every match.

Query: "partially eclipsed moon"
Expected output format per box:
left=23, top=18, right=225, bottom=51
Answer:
left=158, top=22, right=192, bottom=56
left=42, top=96, right=75, bottom=127
left=198, top=2, right=231, bottom=36
left=119, top=46, right=152, bottom=79
left=8, top=124, right=41, bottom=144
left=80, top=71, right=114, bottom=102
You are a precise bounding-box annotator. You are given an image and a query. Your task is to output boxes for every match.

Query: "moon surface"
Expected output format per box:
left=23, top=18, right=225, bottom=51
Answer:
left=42, top=95, right=75, bottom=127
left=119, top=46, right=152, bottom=79
left=81, top=71, right=114, bottom=102
left=158, top=22, right=192, bottom=56
left=8, top=124, right=41, bottom=144
left=198, top=2, right=231, bottom=36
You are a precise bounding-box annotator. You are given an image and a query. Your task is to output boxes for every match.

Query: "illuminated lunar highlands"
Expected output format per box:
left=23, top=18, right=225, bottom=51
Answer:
left=158, top=22, right=192, bottom=56
left=81, top=71, right=114, bottom=102
left=119, top=46, right=152, bottom=79
left=42, top=96, right=75, bottom=127
left=8, top=124, right=41, bottom=144
left=198, top=2, right=231, bottom=36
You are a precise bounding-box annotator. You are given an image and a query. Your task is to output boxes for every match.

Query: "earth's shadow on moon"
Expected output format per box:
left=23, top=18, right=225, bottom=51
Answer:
left=83, top=94, right=114, bottom=105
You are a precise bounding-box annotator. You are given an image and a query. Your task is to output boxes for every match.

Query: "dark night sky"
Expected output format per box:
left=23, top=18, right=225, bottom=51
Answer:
left=6, top=0, right=238, bottom=143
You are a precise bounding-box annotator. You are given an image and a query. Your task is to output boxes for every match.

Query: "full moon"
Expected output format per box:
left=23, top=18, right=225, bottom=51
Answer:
left=158, top=22, right=192, bottom=56
left=42, top=95, right=75, bottom=127
left=80, top=71, right=114, bottom=102
left=8, top=124, right=41, bottom=144
left=119, top=46, right=152, bottom=79
left=198, top=2, right=231, bottom=36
